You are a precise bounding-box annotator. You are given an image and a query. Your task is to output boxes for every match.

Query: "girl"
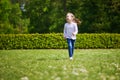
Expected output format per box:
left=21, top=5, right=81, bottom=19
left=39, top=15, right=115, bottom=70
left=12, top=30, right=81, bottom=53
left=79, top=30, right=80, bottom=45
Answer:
left=64, top=12, right=81, bottom=60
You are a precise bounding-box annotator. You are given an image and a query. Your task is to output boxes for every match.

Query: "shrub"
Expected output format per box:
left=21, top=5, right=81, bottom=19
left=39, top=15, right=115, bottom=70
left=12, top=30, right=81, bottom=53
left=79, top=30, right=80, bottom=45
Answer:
left=0, top=33, right=120, bottom=49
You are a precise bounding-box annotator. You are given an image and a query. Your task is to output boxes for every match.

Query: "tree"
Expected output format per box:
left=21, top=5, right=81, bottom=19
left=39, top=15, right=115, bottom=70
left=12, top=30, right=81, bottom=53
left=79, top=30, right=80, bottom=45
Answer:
left=79, top=0, right=120, bottom=33
left=26, top=0, right=65, bottom=33
left=0, top=0, right=28, bottom=34
left=2, top=0, right=119, bottom=34
left=105, top=0, right=120, bottom=33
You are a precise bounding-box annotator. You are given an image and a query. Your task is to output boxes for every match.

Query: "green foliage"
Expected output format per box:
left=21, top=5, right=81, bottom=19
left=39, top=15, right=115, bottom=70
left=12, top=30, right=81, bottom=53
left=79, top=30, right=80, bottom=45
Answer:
left=1, top=0, right=120, bottom=33
left=0, top=33, right=119, bottom=49
left=23, top=0, right=120, bottom=33
left=0, top=0, right=29, bottom=34
left=79, top=0, right=120, bottom=33
left=76, top=33, right=120, bottom=49
left=26, top=0, right=65, bottom=33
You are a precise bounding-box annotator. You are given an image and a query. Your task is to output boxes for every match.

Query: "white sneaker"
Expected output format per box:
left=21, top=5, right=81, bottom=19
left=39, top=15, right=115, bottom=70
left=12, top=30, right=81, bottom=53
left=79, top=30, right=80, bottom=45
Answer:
left=70, top=57, right=73, bottom=60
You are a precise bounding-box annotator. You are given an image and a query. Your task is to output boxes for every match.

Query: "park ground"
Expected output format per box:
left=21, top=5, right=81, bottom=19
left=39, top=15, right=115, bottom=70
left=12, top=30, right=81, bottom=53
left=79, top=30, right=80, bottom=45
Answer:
left=0, top=49, right=120, bottom=80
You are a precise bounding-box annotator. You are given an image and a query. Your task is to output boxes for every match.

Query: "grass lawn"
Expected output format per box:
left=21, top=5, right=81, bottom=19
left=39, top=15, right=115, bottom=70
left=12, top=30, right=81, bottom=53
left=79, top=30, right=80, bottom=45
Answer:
left=0, top=49, right=120, bottom=80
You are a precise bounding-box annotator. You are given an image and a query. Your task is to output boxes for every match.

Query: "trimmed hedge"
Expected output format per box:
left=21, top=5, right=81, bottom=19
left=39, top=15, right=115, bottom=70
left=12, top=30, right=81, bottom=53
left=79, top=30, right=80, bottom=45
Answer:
left=0, top=33, right=120, bottom=49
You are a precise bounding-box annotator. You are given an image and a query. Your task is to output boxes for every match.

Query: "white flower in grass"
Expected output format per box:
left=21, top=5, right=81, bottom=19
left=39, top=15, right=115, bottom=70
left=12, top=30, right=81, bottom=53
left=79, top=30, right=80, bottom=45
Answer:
left=51, top=73, right=57, bottom=79
left=63, top=65, right=67, bottom=70
left=62, top=71, right=67, bottom=75
left=72, top=67, right=88, bottom=76
left=72, top=68, right=79, bottom=76
left=79, top=68, right=88, bottom=73
left=99, top=73, right=106, bottom=80
left=21, top=76, right=29, bottom=80
left=72, top=70, right=79, bottom=76
left=55, top=77, right=61, bottom=80
left=48, top=65, right=52, bottom=68
left=44, top=71, right=49, bottom=75
left=111, top=63, right=119, bottom=68
left=100, top=75, right=106, bottom=80
left=48, top=65, right=56, bottom=69
left=118, top=68, right=120, bottom=71
left=109, top=76, right=116, bottom=80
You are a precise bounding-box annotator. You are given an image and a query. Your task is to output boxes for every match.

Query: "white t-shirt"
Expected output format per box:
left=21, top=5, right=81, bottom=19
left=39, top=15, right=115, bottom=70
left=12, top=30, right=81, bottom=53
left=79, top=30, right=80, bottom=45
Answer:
left=64, top=22, right=78, bottom=40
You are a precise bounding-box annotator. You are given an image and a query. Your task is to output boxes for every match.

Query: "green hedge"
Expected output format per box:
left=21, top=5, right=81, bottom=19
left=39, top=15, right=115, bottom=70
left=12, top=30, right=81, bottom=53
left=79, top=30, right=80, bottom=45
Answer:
left=0, top=33, right=120, bottom=49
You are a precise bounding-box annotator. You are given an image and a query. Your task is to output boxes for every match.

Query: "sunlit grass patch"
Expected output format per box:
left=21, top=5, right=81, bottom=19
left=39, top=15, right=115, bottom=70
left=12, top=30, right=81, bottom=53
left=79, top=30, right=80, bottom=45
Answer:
left=0, top=49, right=120, bottom=80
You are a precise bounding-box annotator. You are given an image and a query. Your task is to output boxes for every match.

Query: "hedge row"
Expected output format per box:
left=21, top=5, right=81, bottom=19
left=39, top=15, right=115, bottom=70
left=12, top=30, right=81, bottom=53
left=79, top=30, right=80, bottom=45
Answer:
left=0, top=33, right=120, bottom=49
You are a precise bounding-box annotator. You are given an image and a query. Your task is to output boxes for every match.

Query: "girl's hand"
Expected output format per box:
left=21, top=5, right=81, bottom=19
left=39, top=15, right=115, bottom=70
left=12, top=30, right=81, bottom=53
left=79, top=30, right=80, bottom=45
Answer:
left=72, top=32, right=75, bottom=36
left=64, top=37, right=66, bottom=40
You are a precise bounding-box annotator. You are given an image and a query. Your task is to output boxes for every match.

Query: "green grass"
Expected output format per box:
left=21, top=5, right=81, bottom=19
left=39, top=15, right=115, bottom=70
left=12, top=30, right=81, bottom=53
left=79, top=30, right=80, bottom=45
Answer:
left=0, top=49, right=120, bottom=80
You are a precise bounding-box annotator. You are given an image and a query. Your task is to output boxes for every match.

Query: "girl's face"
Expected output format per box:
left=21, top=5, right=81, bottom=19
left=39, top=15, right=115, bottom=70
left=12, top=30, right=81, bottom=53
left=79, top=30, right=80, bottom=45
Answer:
left=66, top=13, right=74, bottom=23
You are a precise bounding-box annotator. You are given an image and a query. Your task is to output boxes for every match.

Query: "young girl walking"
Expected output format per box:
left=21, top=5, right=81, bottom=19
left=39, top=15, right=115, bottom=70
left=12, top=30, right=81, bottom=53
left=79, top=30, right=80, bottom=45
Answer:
left=64, top=12, right=81, bottom=60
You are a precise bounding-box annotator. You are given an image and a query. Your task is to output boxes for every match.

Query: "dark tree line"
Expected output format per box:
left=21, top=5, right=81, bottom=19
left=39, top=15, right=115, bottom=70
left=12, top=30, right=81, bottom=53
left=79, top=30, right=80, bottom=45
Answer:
left=0, top=0, right=120, bottom=34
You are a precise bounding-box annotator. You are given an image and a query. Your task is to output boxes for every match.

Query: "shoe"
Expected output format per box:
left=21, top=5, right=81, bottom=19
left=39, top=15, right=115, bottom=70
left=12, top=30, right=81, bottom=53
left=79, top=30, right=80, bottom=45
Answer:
left=70, top=57, right=73, bottom=60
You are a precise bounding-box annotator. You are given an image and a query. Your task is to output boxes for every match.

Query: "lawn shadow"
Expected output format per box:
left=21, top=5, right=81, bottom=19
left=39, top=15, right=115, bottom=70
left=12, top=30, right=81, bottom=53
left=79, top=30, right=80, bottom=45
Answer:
left=37, top=57, right=67, bottom=61
left=37, top=58, right=47, bottom=61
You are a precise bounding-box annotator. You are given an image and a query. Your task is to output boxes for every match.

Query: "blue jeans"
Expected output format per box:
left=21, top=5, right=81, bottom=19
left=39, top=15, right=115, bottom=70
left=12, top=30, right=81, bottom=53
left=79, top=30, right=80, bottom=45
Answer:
left=67, top=38, right=75, bottom=57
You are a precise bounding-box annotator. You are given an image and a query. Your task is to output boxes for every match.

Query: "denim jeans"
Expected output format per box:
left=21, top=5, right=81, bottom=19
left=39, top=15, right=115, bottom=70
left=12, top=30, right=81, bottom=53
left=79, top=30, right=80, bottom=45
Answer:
left=67, top=38, right=75, bottom=57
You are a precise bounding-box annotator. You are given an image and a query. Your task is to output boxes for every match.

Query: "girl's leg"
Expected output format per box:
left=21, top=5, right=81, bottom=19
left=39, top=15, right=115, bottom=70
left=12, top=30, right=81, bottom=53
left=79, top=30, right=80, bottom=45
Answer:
left=67, top=39, right=73, bottom=57
left=71, top=39, right=75, bottom=56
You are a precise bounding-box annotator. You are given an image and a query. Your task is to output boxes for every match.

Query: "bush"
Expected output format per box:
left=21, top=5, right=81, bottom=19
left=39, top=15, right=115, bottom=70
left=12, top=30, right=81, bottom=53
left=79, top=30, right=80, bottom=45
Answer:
left=0, top=33, right=120, bottom=49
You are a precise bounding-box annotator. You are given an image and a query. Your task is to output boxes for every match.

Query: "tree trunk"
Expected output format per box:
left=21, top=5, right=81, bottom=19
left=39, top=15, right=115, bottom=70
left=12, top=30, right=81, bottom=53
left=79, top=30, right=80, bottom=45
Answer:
left=63, top=0, right=67, bottom=12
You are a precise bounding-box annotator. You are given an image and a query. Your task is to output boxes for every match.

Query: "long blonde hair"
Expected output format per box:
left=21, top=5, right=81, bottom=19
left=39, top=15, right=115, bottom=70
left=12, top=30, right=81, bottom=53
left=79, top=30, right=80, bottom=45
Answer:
left=67, top=12, right=81, bottom=25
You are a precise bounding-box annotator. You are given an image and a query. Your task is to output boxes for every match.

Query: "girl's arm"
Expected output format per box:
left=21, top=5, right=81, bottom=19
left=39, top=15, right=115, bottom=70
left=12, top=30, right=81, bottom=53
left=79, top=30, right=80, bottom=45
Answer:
left=72, top=23, right=78, bottom=35
left=63, top=24, right=67, bottom=39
